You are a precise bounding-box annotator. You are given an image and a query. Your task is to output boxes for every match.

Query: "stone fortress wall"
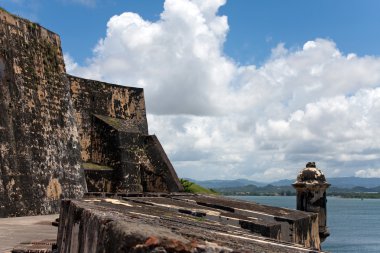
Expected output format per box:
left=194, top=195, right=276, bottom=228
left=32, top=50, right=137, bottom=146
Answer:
left=69, top=75, right=183, bottom=194
left=0, top=9, right=182, bottom=218
left=0, top=9, right=85, bottom=217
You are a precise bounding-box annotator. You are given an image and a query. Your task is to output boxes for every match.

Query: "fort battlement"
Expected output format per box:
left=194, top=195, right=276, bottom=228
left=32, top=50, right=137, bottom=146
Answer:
left=0, top=8, right=182, bottom=218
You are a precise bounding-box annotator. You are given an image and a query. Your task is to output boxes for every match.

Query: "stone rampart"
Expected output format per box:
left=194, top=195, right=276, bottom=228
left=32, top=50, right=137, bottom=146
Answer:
left=0, top=8, right=182, bottom=217
left=0, top=9, right=85, bottom=217
left=69, top=75, right=148, bottom=162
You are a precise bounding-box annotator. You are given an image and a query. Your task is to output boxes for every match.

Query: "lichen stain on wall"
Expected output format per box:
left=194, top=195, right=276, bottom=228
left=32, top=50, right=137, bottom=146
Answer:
left=109, top=87, right=129, bottom=118
left=5, top=178, right=15, bottom=192
left=46, top=178, right=62, bottom=200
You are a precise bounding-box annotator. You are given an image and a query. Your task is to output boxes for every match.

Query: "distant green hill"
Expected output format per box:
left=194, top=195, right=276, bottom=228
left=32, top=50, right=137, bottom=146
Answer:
left=186, top=178, right=266, bottom=189
left=185, top=177, right=380, bottom=199
left=180, top=179, right=218, bottom=194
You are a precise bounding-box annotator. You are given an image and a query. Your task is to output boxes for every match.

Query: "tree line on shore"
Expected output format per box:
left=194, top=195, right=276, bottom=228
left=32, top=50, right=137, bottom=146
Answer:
left=180, top=179, right=380, bottom=199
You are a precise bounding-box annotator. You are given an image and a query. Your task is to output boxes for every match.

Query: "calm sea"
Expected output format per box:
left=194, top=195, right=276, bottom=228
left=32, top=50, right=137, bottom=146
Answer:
left=230, top=196, right=380, bottom=253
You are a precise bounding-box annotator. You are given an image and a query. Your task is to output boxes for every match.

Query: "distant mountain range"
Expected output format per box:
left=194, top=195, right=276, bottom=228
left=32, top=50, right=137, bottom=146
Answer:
left=184, top=178, right=267, bottom=189
left=187, top=177, right=380, bottom=189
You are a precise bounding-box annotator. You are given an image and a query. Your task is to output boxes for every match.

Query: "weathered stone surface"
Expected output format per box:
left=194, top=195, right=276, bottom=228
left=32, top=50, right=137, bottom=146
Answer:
left=0, top=9, right=85, bottom=217
left=68, top=75, right=149, bottom=162
left=83, top=163, right=113, bottom=193
left=11, top=239, right=55, bottom=253
left=0, top=8, right=184, bottom=217
left=169, top=194, right=321, bottom=249
left=83, top=112, right=183, bottom=193
left=57, top=195, right=324, bottom=253
left=140, top=135, right=184, bottom=192
left=68, top=42, right=183, bottom=194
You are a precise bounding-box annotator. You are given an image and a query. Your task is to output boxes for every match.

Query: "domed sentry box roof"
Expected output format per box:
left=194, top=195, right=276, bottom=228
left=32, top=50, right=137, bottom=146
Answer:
left=293, top=162, right=330, bottom=190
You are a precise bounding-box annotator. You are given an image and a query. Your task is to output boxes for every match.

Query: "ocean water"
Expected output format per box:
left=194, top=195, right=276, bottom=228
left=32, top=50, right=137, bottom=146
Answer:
left=230, top=196, right=380, bottom=253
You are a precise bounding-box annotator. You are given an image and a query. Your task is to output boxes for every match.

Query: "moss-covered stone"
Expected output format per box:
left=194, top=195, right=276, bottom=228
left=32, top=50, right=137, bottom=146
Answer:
left=83, top=163, right=113, bottom=171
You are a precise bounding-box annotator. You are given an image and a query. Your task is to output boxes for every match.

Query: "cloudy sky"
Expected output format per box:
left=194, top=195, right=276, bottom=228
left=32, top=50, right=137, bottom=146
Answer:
left=2, top=0, right=380, bottom=181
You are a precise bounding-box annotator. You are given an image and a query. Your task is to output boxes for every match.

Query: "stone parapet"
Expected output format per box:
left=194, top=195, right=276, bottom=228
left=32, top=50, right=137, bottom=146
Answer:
left=57, top=195, right=325, bottom=252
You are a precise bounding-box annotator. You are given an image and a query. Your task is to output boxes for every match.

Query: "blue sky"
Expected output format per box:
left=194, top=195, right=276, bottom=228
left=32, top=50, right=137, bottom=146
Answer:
left=2, top=0, right=380, bottom=181
left=221, top=0, right=380, bottom=65
left=2, top=0, right=380, bottom=66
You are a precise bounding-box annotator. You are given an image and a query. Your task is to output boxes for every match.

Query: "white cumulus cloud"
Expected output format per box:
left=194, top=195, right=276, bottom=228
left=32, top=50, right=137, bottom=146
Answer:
left=66, top=0, right=380, bottom=181
left=355, top=169, right=380, bottom=178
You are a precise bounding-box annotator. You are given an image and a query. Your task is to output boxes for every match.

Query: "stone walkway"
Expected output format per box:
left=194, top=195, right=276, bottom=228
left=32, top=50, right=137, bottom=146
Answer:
left=0, top=214, right=58, bottom=253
